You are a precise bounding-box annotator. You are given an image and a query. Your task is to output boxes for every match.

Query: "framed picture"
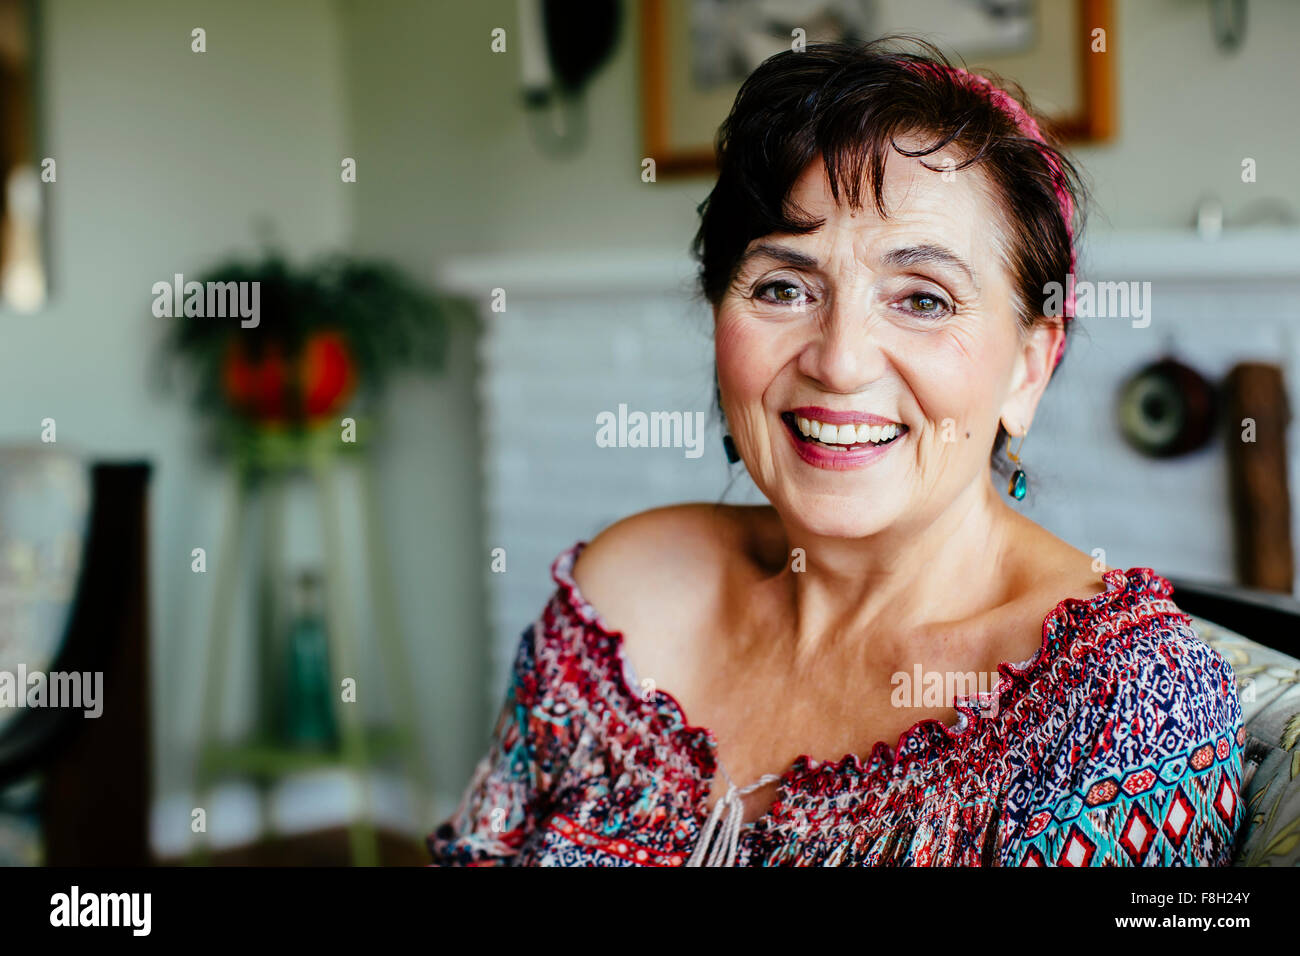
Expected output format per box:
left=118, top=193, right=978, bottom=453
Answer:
left=0, top=0, right=46, bottom=311
left=641, top=0, right=1114, bottom=176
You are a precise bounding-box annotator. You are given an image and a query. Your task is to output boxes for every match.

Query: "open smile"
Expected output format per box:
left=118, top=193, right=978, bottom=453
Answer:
left=780, top=409, right=909, bottom=470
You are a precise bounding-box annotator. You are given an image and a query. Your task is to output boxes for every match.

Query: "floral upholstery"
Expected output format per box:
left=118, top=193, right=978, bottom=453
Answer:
left=0, top=449, right=89, bottom=866
left=1188, top=613, right=1300, bottom=866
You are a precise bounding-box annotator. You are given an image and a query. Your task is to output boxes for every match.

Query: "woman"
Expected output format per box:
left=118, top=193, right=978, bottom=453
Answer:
left=429, top=39, right=1245, bottom=866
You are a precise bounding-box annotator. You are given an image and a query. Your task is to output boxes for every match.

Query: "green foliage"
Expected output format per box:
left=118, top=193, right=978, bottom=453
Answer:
left=162, top=250, right=471, bottom=417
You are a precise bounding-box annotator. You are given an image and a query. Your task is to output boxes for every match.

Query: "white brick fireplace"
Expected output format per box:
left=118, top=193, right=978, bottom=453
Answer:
left=439, top=228, right=1300, bottom=697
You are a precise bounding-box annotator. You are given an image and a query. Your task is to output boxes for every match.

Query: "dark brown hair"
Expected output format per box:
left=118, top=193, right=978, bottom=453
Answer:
left=694, top=37, right=1088, bottom=477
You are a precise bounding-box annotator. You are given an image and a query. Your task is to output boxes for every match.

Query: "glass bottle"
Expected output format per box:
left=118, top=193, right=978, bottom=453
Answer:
left=282, top=570, right=339, bottom=750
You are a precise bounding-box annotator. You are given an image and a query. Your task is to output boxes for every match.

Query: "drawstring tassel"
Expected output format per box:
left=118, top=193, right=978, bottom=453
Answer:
left=685, top=770, right=780, bottom=867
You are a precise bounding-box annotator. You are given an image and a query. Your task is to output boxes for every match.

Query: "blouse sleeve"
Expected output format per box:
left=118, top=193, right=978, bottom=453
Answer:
left=1007, top=624, right=1246, bottom=866
left=427, top=624, right=562, bottom=866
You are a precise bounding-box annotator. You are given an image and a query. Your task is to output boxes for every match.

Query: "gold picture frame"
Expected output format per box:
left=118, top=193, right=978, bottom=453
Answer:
left=641, top=0, right=1115, bottom=177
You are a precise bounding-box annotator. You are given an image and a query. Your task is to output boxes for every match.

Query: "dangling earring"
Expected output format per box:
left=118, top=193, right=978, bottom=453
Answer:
left=1006, top=428, right=1028, bottom=500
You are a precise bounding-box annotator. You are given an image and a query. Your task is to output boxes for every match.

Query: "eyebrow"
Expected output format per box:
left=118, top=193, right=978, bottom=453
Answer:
left=736, top=241, right=978, bottom=288
left=880, top=244, right=978, bottom=288
left=736, top=242, right=820, bottom=272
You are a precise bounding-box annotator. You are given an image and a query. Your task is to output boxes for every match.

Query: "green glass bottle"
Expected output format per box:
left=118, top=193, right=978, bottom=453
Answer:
left=283, top=570, right=339, bottom=751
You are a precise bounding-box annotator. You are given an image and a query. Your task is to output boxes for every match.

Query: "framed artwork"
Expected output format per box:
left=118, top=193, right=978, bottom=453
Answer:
left=0, top=0, right=46, bottom=311
left=641, top=0, right=1114, bottom=176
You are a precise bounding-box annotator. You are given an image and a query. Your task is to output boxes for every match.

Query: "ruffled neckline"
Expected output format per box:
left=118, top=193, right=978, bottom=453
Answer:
left=548, top=539, right=1177, bottom=804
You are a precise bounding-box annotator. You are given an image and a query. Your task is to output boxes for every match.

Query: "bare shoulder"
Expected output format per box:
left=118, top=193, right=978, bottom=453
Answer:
left=571, top=502, right=776, bottom=641
left=1005, top=510, right=1110, bottom=605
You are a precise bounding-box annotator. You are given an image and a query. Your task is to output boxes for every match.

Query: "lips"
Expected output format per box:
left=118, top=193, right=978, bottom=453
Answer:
left=788, top=406, right=899, bottom=427
left=780, top=411, right=908, bottom=471
left=782, top=410, right=906, bottom=448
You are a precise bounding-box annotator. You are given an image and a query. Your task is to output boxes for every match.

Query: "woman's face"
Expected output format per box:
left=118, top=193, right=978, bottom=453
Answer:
left=714, top=149, right=1061, bottom=539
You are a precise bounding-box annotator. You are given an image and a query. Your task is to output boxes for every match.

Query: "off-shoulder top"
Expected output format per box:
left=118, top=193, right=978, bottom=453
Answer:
left=428, top=541, right=1246, bottom=866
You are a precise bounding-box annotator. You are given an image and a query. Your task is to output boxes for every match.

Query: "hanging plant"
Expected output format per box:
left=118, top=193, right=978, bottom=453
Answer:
left=160, top=250, right=470, bottom=430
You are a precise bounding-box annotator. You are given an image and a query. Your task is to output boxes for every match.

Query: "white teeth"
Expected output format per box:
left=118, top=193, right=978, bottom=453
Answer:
left=793, top=416, right=903, bottom=445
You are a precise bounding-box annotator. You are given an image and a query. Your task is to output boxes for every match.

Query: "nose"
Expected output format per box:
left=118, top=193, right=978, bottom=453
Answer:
left=796, top=300, right=888, bottom=393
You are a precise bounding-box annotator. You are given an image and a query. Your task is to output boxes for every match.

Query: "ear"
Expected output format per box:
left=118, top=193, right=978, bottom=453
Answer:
left=999, top=318, right=1064, bottom=435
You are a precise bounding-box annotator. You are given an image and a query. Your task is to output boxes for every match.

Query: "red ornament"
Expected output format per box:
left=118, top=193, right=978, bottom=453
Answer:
left=221, top=331, right=356, bottom=424
left=222, top=340, right=289, bottom=421
left=300, top=331, right=356, bottom=419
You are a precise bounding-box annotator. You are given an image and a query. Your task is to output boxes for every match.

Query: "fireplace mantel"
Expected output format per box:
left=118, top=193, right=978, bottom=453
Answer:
left=438, top=227, right=1300, bottom=295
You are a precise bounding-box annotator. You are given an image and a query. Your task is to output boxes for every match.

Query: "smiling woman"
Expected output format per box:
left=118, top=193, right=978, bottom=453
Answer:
left=429, top=37, right=1246, bottom=868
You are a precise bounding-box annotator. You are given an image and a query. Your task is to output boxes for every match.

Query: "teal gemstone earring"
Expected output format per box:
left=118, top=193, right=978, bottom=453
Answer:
left=1006, top=428, right=1028, bottom=500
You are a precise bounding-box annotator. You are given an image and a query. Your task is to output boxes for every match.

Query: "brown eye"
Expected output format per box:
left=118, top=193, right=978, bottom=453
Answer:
left=756, top=280, right=810, bottom=307
left=902, top=291, right=951, bottom=318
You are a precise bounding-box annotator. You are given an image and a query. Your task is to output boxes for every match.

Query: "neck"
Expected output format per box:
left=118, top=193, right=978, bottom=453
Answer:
left=765, top=472, right=1021, bottom=663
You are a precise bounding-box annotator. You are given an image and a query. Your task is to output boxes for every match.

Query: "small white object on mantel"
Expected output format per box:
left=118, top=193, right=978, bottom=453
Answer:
left=1079, top=227, right=1300, bottom=281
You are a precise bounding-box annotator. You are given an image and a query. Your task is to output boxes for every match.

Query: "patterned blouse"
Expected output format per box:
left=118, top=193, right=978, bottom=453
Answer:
left=428, top=541, right=1246, bottom=866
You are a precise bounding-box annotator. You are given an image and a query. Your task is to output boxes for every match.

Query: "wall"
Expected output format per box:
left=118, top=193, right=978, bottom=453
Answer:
left=341, top=0, right=1300, bottom=259
left=1077, top=0, right=1300, bottom=238
left=0, top=0, right=352, bottom=829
